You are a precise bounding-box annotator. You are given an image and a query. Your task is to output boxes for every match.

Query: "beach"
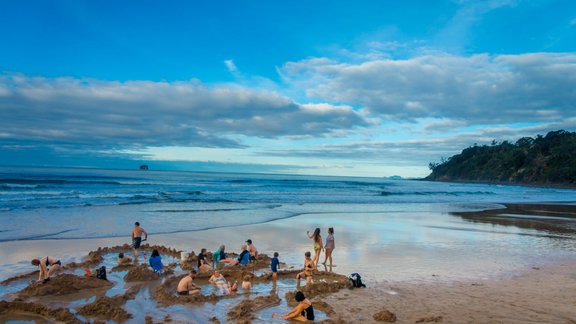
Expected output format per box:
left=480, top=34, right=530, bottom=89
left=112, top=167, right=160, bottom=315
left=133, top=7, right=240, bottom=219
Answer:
left=1, top=167, right=576, bottom=322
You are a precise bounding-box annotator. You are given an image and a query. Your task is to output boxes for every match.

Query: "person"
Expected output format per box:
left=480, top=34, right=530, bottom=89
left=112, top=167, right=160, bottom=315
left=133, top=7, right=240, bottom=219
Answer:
left=241, top=274, right=252, bottom=290
left=31, top=256, right=61, bottom=282
left=177, top=270, right=201, bottom=295
left=296, top=251, right=315, bottom=285
left=131, top=221, right=148, bottom=258
left=209, top=269, right=233, bottom=295
left=246, top=239, right=258, bottom=260
left=212, top=245, right=226, bottom=267
left=197, top=248, right=211, bottom=272
left=306, top=228, right=323, bottom=268
left=271, top=252, right=280, bottom=283
left=149, top=249, right=163, bottom=274
left=322, top=227, right=335, bottom=272
left=118, top=252, right=132, bottom=265
left=220, top=245, right=250, bottom=266
left=272, top=291, right=315, bottom=321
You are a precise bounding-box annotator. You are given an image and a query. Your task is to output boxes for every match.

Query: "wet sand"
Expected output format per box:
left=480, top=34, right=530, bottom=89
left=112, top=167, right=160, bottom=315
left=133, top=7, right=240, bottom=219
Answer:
left=1, top=203, right=576, bottom=322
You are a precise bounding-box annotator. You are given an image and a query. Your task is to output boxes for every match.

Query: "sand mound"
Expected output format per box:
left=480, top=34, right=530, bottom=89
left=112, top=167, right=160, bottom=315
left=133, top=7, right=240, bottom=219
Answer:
left=76, top=285, right=139, bottom=322
left=373, top=308, right=397, bottom=322
left=227, top=294, right=280, bottom=323
left=124, top=264, right=160, bottom=282
left=77, top=296, right=132, bottom=322
left=295, top=272, right=351, bottom=297
left=18, top=274, right=112, bottom=298
left=0, top=301, right=80, bottom=323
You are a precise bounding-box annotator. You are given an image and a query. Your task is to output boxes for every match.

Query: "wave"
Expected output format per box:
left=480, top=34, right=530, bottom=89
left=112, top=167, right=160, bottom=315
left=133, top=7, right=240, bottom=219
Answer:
left=379, top=191, right=495, bottom=196
left=0, top=178, right=122, bottom=185
left=145, top=204, right=282, bottom=213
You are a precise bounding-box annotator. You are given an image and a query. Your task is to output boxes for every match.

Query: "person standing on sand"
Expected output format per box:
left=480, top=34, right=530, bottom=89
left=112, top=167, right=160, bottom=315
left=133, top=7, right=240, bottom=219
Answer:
left=322, top=227, right=335, bottom=272
left=31, top=256, right=61, bottom=283
left=131, top=221, right=148, bottom=258
left=177, top=270, right=201, bottom=295
left=306, top=228, right=323, bottom=268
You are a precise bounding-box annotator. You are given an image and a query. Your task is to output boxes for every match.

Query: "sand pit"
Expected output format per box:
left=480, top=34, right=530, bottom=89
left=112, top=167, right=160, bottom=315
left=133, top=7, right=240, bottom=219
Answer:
left=0, top=301, right=81, bottom=323
left=153, top=274, right=224, bottom=306
left=17, top=274, right=112, bottom=298
left=227, top=294, right=280, bottom=323
left=0, top=270, right=39, bottom=286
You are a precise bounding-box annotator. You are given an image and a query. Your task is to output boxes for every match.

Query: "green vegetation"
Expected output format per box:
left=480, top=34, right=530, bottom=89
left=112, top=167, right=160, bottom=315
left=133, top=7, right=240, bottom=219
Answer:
left=426, top=130, right=576, bottom=186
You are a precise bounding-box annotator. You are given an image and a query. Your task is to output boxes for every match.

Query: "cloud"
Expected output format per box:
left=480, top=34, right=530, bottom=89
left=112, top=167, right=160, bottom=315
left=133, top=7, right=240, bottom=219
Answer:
left=224, top=59, right=239, bottom=75
left=0, top=73, right=369, bottom=150
left=280, top=52, right=576, bottom=125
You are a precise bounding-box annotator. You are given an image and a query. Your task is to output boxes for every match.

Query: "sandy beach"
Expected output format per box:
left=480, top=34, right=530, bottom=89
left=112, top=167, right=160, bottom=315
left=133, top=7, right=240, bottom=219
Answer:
left=1, top=202, right=575, bottom=322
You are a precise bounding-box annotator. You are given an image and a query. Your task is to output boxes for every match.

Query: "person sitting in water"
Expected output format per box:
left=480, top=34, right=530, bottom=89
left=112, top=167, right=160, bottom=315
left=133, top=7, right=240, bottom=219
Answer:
left=149, top=249, right=163, bottom=274
left=118, top=252, right=132, bottom=265
left=197, top=248, right=211, bottom=272
left=208, top=269, right=234, bottom=295
left=296, top=251, right=315, bottom=285
left=241, top=274, right=252, bottom=290
left=31, top=256, right=62, bottom=282
left=272, top=291, right=315, bottom=321
left=220, top=245, right=250, bottom=266
left=177, top=270, right=201, bottom=295
left=213, top=245, right=227, bottom=267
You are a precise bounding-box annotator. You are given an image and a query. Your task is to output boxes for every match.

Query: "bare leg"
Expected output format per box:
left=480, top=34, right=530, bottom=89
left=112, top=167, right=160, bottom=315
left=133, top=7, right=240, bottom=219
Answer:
left=47, top=264, right=60, bottom=278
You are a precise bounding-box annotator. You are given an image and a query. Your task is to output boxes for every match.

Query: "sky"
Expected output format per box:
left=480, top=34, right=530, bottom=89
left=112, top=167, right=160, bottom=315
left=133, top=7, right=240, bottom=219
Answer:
left=1, top=0, right=575, bottom=178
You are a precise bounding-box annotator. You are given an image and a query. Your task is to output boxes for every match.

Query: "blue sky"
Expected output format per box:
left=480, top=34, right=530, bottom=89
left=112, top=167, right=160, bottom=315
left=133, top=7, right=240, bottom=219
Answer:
left=1, top=0, right=575, bottom=177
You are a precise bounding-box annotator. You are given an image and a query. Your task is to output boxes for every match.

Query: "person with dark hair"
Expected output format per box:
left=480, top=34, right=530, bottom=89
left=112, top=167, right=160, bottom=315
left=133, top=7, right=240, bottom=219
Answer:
left=31, top=256, right=61, bottom=282
left=322, top=227, right=335, bottom=272
left=149, top=249, right=163, bottom=274
left=306, top=228, right=323, bottom=268
left=246, top=239, right=258, bottom=260
left=131, top=221, right=148, bottom=258
left=271, top=252, right=280, bottom=283
left=118, top=252, right=132, bottom=265
left=177, top=270, right=200, bottom=295
left=296, top=251, right=315, bottom=285
left=272, top=291, right=315, bottom=321
left=197, top=248, right=211, bottom=272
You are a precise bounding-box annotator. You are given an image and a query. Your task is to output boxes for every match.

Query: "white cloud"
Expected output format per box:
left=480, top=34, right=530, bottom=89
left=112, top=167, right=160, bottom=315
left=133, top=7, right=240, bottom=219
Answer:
left=224, top=59, right=239, bottom=75
left=280, top=53, right=576, bottom=125
left=0, top=73, right=369, bottom=148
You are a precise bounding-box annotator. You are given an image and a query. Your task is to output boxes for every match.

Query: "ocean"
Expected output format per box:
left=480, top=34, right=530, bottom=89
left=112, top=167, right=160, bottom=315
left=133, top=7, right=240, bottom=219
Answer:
left=1, top=166, right=576, bottom=282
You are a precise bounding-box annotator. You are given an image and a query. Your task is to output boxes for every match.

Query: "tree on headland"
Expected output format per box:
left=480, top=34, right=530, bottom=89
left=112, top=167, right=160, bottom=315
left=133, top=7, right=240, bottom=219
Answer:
left=426, top=130, right=576, bottom=186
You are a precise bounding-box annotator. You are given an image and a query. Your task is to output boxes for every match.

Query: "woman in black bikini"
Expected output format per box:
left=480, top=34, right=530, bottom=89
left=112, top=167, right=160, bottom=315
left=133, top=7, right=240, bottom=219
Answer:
left=31, top=256, right=61, bottom=282
left=272, top=291, right=314, bottom=321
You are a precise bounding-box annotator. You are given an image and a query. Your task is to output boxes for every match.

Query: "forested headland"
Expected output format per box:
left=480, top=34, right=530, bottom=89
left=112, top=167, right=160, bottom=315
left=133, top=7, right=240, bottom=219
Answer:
left=426, top=130, right=576, bottom=187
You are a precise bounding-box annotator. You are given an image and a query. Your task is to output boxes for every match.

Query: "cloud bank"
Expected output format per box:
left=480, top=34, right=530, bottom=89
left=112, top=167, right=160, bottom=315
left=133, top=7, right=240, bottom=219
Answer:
left=280, top=53, right=576, bottom=124
left=0, top=74, right=368, bottom=149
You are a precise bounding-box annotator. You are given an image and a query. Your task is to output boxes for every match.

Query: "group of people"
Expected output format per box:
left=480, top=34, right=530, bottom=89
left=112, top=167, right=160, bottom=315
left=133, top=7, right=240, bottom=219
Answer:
left=30, top=222, right=335, bottom=321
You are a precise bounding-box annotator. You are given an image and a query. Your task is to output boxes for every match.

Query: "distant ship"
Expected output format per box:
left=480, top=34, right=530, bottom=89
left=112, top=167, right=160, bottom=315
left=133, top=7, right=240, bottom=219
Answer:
left=139, top=165, right=149, bottom=171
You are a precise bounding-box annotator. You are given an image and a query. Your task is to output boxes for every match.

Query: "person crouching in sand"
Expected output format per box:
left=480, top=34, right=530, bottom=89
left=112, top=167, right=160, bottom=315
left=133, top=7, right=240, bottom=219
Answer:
left=177, top=270, right=200, bottom=295
left=272, top=291, right=315, bottom=321
left=31, top=256, right=61, bottom=283
left=296, top=251, right=315, bottom=286
left=117, top=252, right=132, bottom=265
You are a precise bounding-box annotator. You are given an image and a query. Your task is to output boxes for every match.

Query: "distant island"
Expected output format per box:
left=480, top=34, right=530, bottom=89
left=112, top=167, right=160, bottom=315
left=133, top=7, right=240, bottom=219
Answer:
left=426, top=130, right=576, bottom=187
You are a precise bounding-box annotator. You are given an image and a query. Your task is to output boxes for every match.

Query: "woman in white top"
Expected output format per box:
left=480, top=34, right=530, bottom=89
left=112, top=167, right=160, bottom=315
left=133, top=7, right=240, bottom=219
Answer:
left=322, top=227, right=335, bottom=272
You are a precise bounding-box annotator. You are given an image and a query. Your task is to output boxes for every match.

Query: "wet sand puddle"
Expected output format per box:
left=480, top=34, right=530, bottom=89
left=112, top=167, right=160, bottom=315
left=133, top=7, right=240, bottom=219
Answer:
left=0, top=244, right=347, bottom=323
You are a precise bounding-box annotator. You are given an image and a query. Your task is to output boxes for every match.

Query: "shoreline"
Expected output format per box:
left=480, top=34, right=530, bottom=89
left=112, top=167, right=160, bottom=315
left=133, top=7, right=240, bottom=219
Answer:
left=420, top=177, right=576, bottom=190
